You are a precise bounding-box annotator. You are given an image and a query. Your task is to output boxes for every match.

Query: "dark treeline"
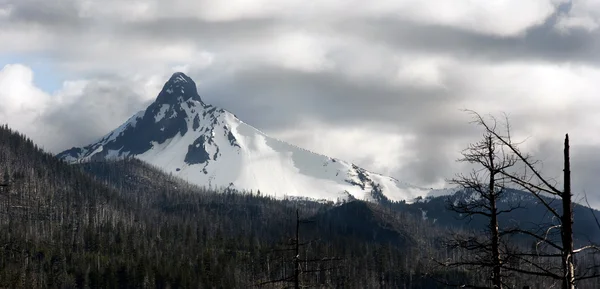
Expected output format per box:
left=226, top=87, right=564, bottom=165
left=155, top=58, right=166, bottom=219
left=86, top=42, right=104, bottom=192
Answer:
left=1, top=124, right=600, bottom=288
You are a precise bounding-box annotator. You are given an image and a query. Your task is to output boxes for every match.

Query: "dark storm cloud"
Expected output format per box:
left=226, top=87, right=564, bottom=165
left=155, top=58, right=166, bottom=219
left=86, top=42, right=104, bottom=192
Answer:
left=122, top=17, right=279, bottom=45
left=2, top=0, right=85, bottom=28
left=342, top=17, right=600, bottom=66
left=1, top=0, right=278, bottom=44
left=195, top=65, right=466, bottom=129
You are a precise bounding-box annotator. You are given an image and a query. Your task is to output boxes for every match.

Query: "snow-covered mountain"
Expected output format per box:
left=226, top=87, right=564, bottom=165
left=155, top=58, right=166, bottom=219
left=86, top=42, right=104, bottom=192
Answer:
left=58, top=72, right=434, bottom=203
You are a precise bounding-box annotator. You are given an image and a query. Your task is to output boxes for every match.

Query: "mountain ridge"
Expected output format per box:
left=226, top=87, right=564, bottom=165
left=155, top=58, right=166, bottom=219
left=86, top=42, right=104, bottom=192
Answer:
left=58, top=72, right=434, bottom=203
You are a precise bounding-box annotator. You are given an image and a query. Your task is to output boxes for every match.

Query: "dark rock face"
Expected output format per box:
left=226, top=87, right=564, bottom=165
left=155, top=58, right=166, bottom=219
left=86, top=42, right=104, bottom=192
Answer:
left=119, top=72, right=203, bottom=154
left=342, top=165, right=390, bottom=202
left=227, top=131, right=240, bottom=148
left=192, top=115, right=201, bottom=131
left=345, top=165, right=370, bottom=190
left=185, top=136, right=211, bottom=165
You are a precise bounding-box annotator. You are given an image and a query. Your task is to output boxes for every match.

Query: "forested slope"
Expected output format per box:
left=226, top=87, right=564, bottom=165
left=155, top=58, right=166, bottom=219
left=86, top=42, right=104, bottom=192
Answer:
left=2, top=125, right=598, bottom=288
left=0, top=125, right=466, bottom=288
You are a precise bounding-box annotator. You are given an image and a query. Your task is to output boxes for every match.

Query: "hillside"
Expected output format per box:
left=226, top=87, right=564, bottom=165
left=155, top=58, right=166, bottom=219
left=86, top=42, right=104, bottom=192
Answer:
left=3, top=124, right=600, bottom=288
left=0, top=124, right=476, bottom=288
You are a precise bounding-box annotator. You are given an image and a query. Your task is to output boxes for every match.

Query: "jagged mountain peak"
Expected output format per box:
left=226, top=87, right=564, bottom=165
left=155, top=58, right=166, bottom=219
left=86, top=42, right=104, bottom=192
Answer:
left=58, top=73, right=436, bottom=203
left=170, top=71, right=190, bottom=82
left=155, top=72, right=203, bottom=106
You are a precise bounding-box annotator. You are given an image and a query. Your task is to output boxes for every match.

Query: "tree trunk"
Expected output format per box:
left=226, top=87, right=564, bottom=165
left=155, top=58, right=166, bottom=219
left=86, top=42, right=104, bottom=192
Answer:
left=488, top=136, right=502, bottom=289
left=490, top=188, right=502, bottom=289
left=562, top=134, right=575, bottom=289
left=295, top=209, right=300, bottom=289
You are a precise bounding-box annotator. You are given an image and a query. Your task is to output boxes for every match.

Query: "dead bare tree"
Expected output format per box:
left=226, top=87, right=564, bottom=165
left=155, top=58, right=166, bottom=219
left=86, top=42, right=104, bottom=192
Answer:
left=440, top=127, right=521, bottom=289
left=468, top=110, right=600, bottom=289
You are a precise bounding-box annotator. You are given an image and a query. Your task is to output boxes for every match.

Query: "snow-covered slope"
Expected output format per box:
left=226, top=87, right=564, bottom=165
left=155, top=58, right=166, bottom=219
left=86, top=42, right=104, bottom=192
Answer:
left=58, top=72, right=434, bottom=203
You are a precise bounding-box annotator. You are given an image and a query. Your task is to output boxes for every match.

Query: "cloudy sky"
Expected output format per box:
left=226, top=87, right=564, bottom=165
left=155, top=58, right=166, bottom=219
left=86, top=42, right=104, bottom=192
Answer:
left=1, top=0, right=600, bottom=204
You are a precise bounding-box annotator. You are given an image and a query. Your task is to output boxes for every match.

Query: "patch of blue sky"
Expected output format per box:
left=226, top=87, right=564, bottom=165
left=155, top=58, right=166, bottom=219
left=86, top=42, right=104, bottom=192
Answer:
left=0, top=53, right=63, bottom=93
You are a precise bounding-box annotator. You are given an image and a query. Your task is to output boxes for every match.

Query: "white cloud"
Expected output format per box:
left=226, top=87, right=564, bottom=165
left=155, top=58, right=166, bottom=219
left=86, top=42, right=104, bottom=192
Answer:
left=0, top=63, right=171, bottom=152
left=456, top=61, right=600, bottom=143
left=270, top=121, right=414, bottom=176
left=265, top=59, right=600, bottom=188
left=268, top=31, right=334, bottom=72
left=394, top=55, right=454, bottom=88
left=0, top=64, right=49, bottom=126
